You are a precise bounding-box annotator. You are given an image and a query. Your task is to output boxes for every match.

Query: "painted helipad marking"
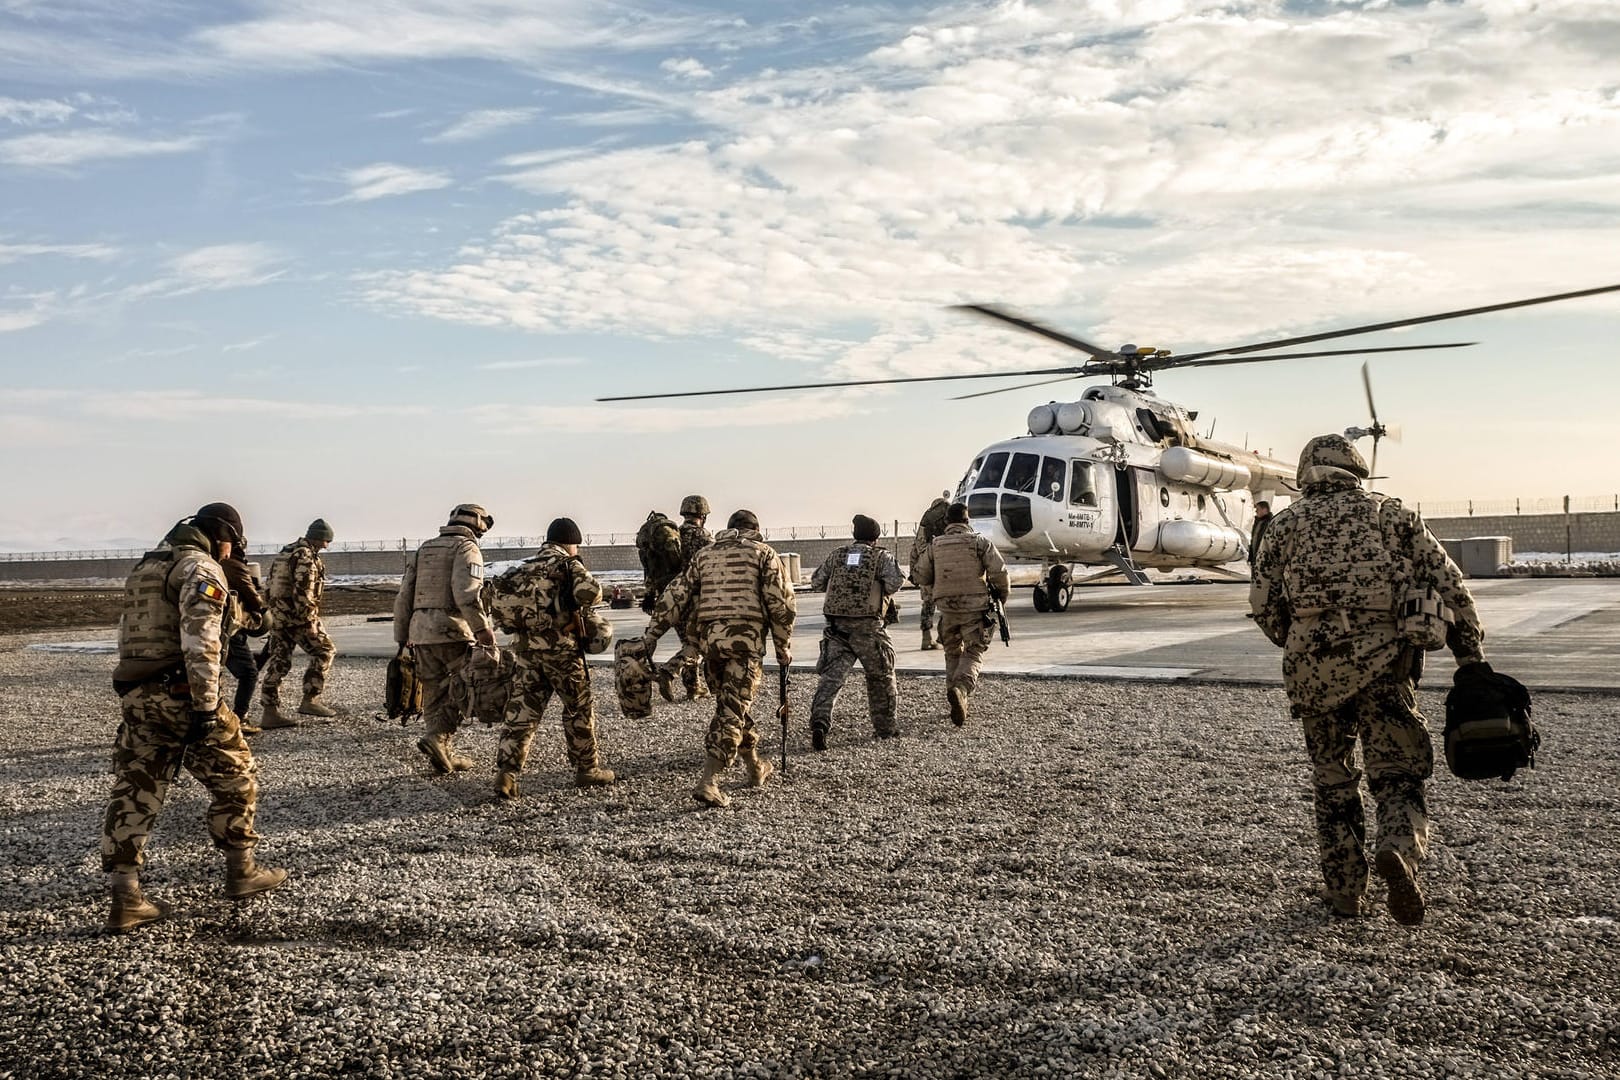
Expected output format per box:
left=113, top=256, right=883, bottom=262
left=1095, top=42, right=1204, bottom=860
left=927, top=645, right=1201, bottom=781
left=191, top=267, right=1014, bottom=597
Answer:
left=27, top=640, right=115, bottom=654
left=1029, top=664, right=1201, bottom=680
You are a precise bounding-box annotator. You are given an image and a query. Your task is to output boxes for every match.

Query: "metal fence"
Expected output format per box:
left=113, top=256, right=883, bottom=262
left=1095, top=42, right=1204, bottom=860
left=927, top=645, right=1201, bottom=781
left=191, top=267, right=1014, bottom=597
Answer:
left=1413, top=496, right=1620, bottom=517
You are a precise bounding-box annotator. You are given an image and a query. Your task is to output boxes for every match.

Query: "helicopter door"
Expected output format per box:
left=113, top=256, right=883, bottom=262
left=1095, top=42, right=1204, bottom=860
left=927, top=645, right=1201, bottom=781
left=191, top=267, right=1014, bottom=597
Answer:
left=1113, top=466, right=1136, bottom=549
left=1130, top=466, right=1163, bottom=553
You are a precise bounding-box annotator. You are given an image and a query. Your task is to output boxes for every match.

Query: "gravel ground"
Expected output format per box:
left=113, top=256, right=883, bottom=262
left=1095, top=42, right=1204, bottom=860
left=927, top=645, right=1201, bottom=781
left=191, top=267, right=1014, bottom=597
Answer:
left=1, top=627, right=1616, bottom=1079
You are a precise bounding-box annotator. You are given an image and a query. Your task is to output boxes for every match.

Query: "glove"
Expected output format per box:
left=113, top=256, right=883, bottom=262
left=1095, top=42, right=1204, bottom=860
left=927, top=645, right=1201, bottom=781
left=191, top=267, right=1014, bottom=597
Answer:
left=776, top=649, right=793, bottom=669
left=989, top=586, right=1006, bottom=604
left=640, top=592, right=657, bottom=614
left=474, top=627, right=498, bottom=649
left=186, top=707, right=222, bottom=744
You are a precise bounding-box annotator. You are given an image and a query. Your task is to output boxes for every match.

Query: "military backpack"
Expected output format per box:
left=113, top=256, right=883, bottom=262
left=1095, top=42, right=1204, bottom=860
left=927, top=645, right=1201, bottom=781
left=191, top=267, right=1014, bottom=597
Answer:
left=385, top=645, right=423, bottom=724
left=636, top=511, right=684, bottom=590
left=1443, top=661, right=1540, bottom=781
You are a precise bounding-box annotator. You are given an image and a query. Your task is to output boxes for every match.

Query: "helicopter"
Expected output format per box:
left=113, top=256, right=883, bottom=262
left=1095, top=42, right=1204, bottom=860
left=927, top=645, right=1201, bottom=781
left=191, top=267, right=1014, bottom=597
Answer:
left=600, top=283, right=1620, bottom=610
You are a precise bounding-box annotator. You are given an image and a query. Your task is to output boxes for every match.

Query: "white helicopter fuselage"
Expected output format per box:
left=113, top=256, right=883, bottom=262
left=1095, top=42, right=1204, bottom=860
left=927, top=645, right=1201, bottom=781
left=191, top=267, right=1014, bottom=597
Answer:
left=952, top=384, right=1295, bottom=577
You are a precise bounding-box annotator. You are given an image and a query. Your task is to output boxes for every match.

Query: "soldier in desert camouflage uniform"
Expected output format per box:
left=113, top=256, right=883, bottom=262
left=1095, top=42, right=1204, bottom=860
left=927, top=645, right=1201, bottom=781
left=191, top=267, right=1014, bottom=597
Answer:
left=485, top=517, right=616, bottom=797
left=395, top=504, right=498, bottom=774
left=910, top=502, right=1009, bottom=727
left=661, top=493, right=715, bottom=700
left=809, top=514, right=904, bottom=749
left=103, top=502, right=288, bottom=933
left=645, top=509, right=796, bottom=808
left=1250, top=434, right=1486, bottom=925
left=259, top=518, right=337, bottom=728
left=909, top=494, right=951, bottom=650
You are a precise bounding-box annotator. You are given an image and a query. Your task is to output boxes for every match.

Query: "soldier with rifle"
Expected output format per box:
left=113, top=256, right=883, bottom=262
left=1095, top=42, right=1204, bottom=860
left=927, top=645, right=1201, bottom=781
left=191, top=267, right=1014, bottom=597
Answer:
left=807, top=514, right=904, bottom=750
left=910, top=502, right=1009, bottom=727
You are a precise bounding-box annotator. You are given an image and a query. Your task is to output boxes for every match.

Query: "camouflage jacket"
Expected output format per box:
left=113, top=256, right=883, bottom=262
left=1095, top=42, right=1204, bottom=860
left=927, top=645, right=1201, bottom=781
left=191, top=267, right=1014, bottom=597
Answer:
left=909, top=497, right=950, bottom=566
left=394, top=525, right=492, bottom=645
left=268, top=537, right=324, bottom=626
left=911, top=523, right=1009, bottom=613
left=1249, top=468, right=1485, bottom=714
left=649, top=528, right=795, bottom=655
left=679, top=519, right=713, bottom=567
left=484, top=544, right=602, bottom=656
left=113, top=522, right=239, bottom=712
left=812, top=542, right=903, bottom=619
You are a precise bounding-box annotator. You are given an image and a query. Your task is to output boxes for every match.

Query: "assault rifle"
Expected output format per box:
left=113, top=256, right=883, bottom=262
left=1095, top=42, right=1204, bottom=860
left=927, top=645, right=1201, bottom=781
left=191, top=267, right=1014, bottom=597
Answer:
left=777, top=663, right=791, bottom=774
left=990, top=591, right=1011, bottom=646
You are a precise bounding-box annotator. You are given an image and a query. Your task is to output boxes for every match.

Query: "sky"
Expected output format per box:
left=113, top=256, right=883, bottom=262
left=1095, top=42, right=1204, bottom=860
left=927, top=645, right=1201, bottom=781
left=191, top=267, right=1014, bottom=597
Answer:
left=2, top=0, right=1618, bottom=552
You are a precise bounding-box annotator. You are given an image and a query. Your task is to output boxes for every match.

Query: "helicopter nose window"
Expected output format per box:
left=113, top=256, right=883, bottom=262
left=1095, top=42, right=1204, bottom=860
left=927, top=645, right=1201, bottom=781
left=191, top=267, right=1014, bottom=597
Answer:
left=1069, top=461, right=1097, bottom=507
left=1005, top=452, right=1040, bottom=492
left=973, top=452, right=1008, bottom=490
left=1038, top=457, right=1066, bottom=502
left=967, top=492, right=998, bottom=519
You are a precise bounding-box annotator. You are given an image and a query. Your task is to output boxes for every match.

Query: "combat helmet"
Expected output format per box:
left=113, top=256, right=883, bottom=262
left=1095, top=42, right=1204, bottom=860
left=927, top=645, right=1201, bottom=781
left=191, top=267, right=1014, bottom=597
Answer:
left=1297, top=434, right=1369, bottom=479
left=448, top=503, right=494, bottom=535
left=580, top=607, right=615, bottom=654
left=680, top=494, right=710, bottom=518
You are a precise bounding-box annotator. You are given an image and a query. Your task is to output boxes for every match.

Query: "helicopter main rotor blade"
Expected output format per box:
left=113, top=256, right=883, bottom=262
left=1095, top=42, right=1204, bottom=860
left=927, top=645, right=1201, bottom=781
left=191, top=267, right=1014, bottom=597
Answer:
left=952, top=304, right=1117, bottom=361
left=594, top=365, right=1084, bottom=402
left=951, top=374, right=1083, bottom=401
left=1173, top=282, right=1620, bottom=362
left=1159, top=341, right=1473, bottom=370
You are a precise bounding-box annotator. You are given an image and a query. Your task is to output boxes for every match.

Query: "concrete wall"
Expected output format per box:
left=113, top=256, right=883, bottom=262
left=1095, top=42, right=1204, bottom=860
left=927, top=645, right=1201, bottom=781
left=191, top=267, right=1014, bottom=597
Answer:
left=1425, top=511, right=1620, bottom=555
left=0, top=536, right=900, bottom=584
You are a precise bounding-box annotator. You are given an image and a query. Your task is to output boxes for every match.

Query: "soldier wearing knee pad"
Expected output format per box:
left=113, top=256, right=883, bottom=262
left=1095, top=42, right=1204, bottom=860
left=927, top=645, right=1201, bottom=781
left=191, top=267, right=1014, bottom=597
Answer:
left=808, top=514, right=904, bottom=750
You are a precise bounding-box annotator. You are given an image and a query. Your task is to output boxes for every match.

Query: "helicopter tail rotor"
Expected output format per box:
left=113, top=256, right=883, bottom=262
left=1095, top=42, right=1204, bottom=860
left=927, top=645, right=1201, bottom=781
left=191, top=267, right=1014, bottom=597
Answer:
left=1343, top=361, right=1397, bottom=478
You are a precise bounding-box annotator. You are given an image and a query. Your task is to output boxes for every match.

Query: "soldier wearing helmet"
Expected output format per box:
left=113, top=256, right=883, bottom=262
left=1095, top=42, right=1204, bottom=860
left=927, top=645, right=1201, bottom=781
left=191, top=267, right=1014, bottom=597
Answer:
left=394, top=503, right=498, bottom=774
left=485, top=517, right=617, bottom=798
left=259, top=518, right=338, bottom=728
left=102, top=501, right=288, bottom=933
left=1250, top=434, right=1487, bottom=926
left=660, top=494, right=714, bottom=701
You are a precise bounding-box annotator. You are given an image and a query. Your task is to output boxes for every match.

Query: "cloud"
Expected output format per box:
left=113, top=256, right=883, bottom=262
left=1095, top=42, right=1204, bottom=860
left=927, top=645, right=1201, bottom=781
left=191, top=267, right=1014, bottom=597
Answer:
left=0, top=129, right=202, bottom=168
left=0, top=241, right=119, bottom=265
left=427, top=107, right=540, bottom=143
left=146, top=242, right=287, bottom=296
left=0, top=95, right=78, bottom=126
left=337, top=162, right=453, bottom=202
left=661, top=57, right=712, bottom=81
left=68, top=388, right=429, bottom=422
left=464, top=392, right=864, bottom=435
left=478, top=357, right=586, bottom=370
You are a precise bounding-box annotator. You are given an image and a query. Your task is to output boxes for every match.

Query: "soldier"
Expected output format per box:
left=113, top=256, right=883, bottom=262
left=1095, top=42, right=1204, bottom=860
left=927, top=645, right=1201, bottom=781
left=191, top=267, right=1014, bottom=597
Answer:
left=487, top=517, right=616, bottom=797
left=1248, top=500, right=1273, bottom=567
left=1250, top=434, right=1486, bottom=925
left=395, top=503, right=498, bottom=774
left=910, top=502, right=1009, bottom=726
left=645, top=509, right=795, bottom=808
left=808, top=514, right=904, bottom=749
left=103, top=501, right=288, bottom=933
left=218, top=545, right=271, bottom=735
left=665, top=493, right=715, bottom=700
left=259, top=518, right=337, bottom=728
left=910, top=493, right=951, bottom=650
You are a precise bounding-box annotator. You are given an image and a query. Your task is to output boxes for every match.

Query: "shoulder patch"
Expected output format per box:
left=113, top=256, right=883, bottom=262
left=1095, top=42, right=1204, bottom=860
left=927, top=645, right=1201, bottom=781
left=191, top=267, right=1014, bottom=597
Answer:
left=469, top=562, right=486, bottom=579
left=196, top=580, right=227, bottom=603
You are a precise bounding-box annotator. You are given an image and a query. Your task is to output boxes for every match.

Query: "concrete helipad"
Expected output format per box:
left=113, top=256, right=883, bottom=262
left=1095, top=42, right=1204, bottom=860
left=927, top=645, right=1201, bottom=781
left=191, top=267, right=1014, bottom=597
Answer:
left=326, top=577, right=1620, bottom=694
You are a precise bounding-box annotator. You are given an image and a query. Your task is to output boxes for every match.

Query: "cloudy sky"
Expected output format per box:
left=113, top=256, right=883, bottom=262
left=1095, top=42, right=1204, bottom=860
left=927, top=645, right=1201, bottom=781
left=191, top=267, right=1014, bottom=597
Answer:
left=2, top=0, right=1617, bottom=551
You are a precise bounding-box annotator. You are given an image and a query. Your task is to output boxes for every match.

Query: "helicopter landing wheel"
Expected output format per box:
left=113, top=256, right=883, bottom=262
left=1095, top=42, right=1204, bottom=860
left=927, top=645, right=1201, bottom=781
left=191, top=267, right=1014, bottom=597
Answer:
left=1050, top=583, right=1072, bottom=612
left=1032, top=585, right=1051, bottom=613
left=1046, top=566, right=1072, bottom=612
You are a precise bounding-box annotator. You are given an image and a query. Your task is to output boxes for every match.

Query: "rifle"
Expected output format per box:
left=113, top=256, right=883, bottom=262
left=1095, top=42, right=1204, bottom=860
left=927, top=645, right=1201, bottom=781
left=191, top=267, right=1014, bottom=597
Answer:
left=777, top=663, right=790, bottom=774
left=991, top=595, right=1011, bottom=646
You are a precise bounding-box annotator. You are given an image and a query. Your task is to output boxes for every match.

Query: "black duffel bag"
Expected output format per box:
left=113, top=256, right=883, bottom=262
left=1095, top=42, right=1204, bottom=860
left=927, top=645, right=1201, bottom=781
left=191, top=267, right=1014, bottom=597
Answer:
left=1444, top=661, right=1540, bottom=781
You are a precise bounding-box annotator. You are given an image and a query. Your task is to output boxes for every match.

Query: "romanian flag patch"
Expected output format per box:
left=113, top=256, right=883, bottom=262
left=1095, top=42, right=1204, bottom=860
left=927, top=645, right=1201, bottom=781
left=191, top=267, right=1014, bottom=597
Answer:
left=196, top=580, right=226, bottom=603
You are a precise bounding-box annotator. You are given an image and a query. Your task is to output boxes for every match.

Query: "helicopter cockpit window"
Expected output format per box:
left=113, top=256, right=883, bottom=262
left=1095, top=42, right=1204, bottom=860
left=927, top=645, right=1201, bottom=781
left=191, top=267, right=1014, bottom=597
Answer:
left=967, top=492, right=998, bottom=519
left=1005, top=452, right=1040, bottom=493
left=1069, top=461, right=1097, bottom=507
left=961, top=456, right=984, bottom=493
left=974, top=452, right=1008, bottom=490
left=1038, top=457, right=1066, bottom=502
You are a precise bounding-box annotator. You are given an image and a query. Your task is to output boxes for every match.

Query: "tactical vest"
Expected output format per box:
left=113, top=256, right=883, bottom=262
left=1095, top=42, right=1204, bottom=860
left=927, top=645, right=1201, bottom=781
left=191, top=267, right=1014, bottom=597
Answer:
left=118, top=547, right=217, bottom=662
left=928, top=531, right=989, bottom=603
left=412, top=533, right=479, bottom=612
left=822, top=543, right=885, bottom=618
left=694, top=540, right=772, bottom=623
left=1282, top=491, right=1398, bottom=617
left=266, top=546, right=293, bottom=602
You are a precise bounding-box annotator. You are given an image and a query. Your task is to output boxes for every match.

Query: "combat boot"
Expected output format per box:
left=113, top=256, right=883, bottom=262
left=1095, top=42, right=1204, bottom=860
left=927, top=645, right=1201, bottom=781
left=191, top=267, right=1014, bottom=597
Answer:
left=1375, top=849, right=1425, bottom=926
left=691, top=757, right=730, bottom=808
left=684, top=673, right=709, bottom=701
left=948, top=685, right=969, bottom=727
left=811, top=726, right=828, bottom=752
left=258, top=699, right=297, bottom=729
left=447, top=743, right=475, bottom=772
left=494, top=770, right=520, bottom=800
left=106, top=871, right=167, bottom=934
left=298, top=694, right=338, bottom=718
left=239, top=720, right=263, bottom=737
left=417, top=733, right=454, bottom=774
left=921, top=626, right=938, bottom=651
left=742, top=748, right=774, bottom=789
left=223, top=850, right=289, bottom=899
left=575, top=765, right=617, bottom=788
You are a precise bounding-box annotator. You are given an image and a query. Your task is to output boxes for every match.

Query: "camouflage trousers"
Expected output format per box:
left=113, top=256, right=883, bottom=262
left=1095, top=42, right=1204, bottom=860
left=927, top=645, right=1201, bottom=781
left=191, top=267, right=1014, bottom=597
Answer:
left=938, top=609, right=993, bottom=694
left=261, top=619, right=334, bottom=702
left=812, top=617, right=898, bottom=736
left=1299, top=674, right=1434, bottom=906
left=918, top=587, right=937, bottom=632
left=498, top=648, right=599, bottom=773
left=414, top=641, right=473, bottom=738
left=102, top=683, right=260, bottom=872
left=702, top=641, right=765, bottom=767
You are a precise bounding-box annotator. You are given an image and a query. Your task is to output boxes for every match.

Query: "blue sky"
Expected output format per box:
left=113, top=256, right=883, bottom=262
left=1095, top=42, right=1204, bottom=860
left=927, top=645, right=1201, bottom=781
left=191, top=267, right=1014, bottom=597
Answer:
left=2, top=0, right=1618, bottom=550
